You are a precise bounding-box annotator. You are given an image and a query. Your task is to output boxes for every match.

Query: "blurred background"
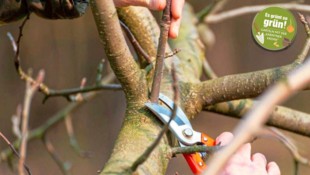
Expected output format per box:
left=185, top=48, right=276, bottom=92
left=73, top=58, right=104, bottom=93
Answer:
left=0, top=0, right=310, bottom=174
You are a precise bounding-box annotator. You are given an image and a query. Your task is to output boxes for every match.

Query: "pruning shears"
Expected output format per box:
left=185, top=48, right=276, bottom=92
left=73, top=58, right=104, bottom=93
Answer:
left=145, top=94, right=215, bottom=175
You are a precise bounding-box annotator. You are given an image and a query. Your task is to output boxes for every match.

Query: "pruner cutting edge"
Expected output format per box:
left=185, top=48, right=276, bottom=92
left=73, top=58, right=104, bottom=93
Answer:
left=145, top=93, right=215, bottom=175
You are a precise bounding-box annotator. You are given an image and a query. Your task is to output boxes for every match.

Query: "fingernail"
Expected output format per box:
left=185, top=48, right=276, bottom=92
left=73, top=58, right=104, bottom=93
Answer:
left=173, top=27, right=179, bottom=38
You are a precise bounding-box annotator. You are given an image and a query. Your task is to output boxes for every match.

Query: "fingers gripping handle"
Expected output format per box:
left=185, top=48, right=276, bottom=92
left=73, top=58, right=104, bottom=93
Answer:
left=183, top=133, right=215, bottom=174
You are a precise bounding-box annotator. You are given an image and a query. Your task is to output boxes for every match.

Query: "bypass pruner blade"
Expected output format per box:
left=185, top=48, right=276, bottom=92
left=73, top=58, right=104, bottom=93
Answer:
left=145, top=93, right=215, bottom=174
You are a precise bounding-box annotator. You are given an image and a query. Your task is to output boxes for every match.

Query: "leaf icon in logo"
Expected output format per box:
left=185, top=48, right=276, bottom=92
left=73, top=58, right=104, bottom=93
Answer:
left=255, top=32, right=264, bottom=44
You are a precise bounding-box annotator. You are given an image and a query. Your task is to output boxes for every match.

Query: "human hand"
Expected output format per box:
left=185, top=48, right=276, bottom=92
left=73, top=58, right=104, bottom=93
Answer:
left=216, top=132, right=281, bottom=175
left=113, top=0, right=184, bottom=38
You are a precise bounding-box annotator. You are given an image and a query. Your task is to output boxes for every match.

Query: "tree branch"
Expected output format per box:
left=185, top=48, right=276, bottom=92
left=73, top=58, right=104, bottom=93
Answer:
left=43, top=84, right=122, bottom=102
left=259, top=128, right=310, bottom=166
left=117, top=7, right=160, bottom=66
left=65, top=114, right=91, bottom=158
left=42, top=136, right=72, bottom=175
left=119, top=20, right=152, bottom=64
left=196, top=0, right=229, bottom=22
left=19, top=70, right=44, bottom=175
left=90, top=0, right=146, bottom=100
left=205, top=99, right=310, bottom=137
left=150, top=0, right=172, bottom=103
left=0, top=132, right=31, bottom=175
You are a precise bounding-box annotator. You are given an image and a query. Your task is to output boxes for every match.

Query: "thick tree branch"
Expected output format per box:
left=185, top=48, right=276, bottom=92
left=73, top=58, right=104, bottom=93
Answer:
left=90, top=0, right=146, bottom=101
left=205, top=99, right=310, bottom=137
left=130, top=64, right=179, bottom=173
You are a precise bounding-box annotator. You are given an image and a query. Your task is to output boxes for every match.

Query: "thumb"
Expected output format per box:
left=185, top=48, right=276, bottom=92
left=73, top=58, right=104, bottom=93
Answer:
left=216, top=132, right=234, bottom=146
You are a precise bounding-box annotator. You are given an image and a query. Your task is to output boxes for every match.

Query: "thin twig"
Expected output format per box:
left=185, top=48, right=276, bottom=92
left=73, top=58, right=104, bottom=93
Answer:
left=96, top=60, right=105, bottom=85
left=259, top=127, right=310, bottom=166
left=150, top=0, right=172, bottom=103
left=19, top=70, right=44, bottom=175
left=43, top=136, right=72, bottom=175
left=130, top=63, right=179, bottom=173
left=65, top=114, right=91, bottom=158
left=43, top=84, right=122, bottom=103
left=298, top=13, right=310, bottom=36
left=203, top=59, right=218, bottom=79
left=296, top=13, right=310, bottom=63
left=0, top=132, right=31, bottom=175
left=7, top=15, right=50, bottom=95
left=196, top=0, right=229, bottom=22
left=203, top=58, right=310, bottom=175
left=205, top=3, right=310, bottom=23
left=165, top=48, right=181, bottom=58
left=0, top=73, right=116, bottom=162
left=120, top=21, right=152, bottom=63
left=12, top=105, right=22, bottom=138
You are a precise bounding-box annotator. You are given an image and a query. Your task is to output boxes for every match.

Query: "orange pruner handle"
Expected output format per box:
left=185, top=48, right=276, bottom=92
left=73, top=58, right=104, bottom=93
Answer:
left=183, top=133, right=215, bottom=175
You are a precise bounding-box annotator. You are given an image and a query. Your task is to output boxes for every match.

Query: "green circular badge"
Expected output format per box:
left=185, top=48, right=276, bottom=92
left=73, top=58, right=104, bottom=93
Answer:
left=252, top=7, right=297, bottom=51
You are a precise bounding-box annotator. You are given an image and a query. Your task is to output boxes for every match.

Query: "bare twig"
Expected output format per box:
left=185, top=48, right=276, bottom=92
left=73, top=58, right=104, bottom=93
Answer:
left=1, top=73, right=116, bottom=164
left=19, top=70, right=44, bottom=175
left=196, top=0, right=229, bottom=22
left=165, top=48, right=181, bottom=58
left=298, top=13, right=310, bottom=36
left=43, top=136, right=72, bottom=175
left=12, top=105, right=22, bottom=138
left=259, top=128, right=310, bottom=166
left=0, top=132, right=31, bottom=175
left=130, top=63, right=179, bottom=173
left=7, top=15, right=50, bottom=95
left=203, top=58, right=310, bottom=175
left=96, top=60, right=105, bottom=85
left=43, top=84, right=122, bottom=103
left=205, top=3, right=310, bottom=23
left=65, top=115, right=91, bottom=158
left=120, top=20, right=152, bottom=63
left=203, top=58, right=218, bottom=79
left=150, top=0, right=172, bottom=103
